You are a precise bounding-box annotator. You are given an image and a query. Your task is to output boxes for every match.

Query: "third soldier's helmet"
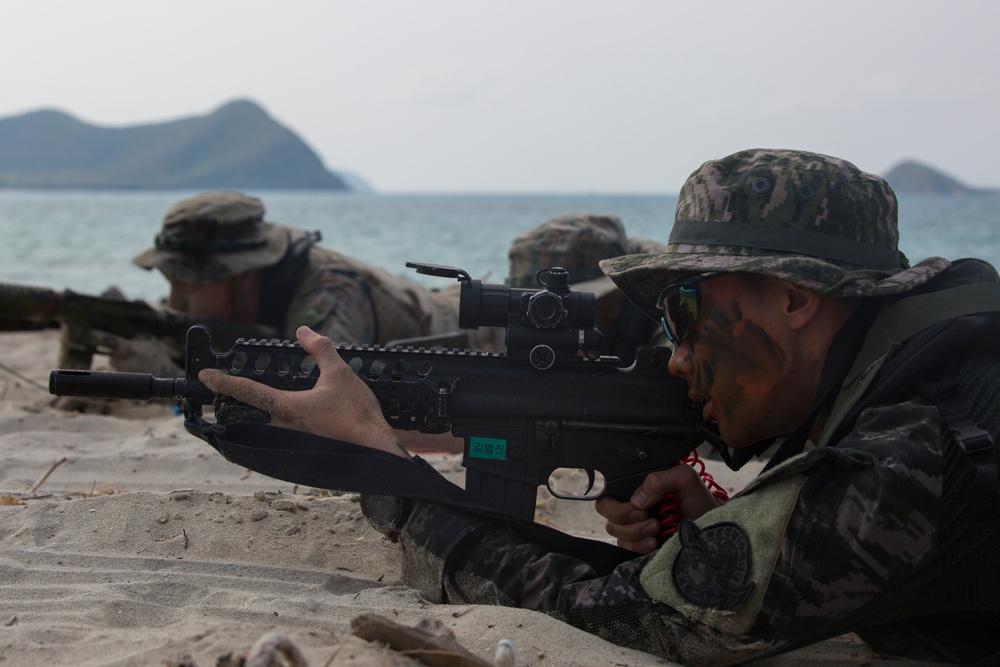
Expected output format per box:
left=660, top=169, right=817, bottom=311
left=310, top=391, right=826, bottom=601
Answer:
left=506, top=212, right=630, bottom=293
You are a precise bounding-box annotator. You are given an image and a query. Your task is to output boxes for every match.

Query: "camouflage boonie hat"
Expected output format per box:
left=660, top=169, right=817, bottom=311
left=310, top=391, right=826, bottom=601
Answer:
left=507, top=213, right=629, bottom=294
left=601, top=149, right=950, bottom=319
left=132, top=191, right=289, bottom=284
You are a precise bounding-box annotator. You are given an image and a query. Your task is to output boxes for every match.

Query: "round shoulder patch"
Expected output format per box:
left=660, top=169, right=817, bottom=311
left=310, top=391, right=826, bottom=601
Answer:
left=671, top=519, right=754, bottom=611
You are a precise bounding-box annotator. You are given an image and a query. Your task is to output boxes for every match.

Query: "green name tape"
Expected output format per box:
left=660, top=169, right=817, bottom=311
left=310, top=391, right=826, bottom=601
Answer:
left=469, top=437, right=507, bottom=460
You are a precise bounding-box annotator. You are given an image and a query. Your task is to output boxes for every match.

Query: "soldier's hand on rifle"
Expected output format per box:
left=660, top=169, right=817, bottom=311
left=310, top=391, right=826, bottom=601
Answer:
left=594, top=465, right=720, bottom=554
left=199, top=326, right=405, bottom=457
left=87, top=330, right=182, bottom=377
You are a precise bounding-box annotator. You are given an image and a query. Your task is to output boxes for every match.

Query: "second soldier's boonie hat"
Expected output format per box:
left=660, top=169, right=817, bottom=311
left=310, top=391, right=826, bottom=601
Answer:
left=601, top=149, right=951, bottom=319
left=132, top=191, right=289, bottom=283
left=507, top=213, right=629, bottom=295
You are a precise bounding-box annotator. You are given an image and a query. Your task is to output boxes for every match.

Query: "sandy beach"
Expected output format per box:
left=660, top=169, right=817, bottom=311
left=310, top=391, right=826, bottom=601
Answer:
left=0, top=329, right=950, bottom=666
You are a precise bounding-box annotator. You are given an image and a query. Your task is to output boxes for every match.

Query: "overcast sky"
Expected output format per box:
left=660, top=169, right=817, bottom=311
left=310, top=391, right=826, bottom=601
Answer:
left=3, top=1, right=997, bottom=193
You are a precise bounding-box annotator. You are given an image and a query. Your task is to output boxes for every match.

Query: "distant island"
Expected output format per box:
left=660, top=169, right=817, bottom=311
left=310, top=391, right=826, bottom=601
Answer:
left=0, top=99, right=371, bottom=191
left=883, top=160, right=996, bottom=195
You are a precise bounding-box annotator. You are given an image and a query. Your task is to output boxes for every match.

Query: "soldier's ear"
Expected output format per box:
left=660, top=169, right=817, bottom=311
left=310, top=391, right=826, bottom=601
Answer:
left=782, top=283, right=822, bottom=332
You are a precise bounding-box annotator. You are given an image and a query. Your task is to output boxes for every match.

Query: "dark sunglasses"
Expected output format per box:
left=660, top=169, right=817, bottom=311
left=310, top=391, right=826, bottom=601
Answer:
left=656, top=273, right=720, bottom=344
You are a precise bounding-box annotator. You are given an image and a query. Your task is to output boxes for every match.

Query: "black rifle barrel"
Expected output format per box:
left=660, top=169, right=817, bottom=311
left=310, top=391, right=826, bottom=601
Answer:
left=48, top=369, right=210, bottom=402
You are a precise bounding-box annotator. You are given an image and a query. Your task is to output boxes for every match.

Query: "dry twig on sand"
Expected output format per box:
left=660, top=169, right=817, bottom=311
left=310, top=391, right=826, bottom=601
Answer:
left=28, top=456, right=67, bottom=494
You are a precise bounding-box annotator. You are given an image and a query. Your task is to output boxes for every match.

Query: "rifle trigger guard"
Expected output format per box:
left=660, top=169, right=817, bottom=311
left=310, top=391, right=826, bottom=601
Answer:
left=545, top=468, right=598, bottom=501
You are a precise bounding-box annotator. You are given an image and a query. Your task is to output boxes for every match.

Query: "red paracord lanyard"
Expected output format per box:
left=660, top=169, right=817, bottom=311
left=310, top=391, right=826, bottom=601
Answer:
left=654, top=450, right=729, bottom=540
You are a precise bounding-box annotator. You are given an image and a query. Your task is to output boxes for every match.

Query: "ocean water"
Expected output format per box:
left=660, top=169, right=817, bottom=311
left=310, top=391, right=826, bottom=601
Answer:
left=0, top=190, right=998, bottom=303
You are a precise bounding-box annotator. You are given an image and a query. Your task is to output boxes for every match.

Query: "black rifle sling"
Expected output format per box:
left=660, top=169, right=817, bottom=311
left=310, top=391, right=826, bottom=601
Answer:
left=190, top=418, right=637, bottom=573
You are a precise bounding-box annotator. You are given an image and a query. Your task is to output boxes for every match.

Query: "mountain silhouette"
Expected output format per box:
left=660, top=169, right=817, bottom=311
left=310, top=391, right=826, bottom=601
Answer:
left=0, top=100, right=360, bottom=190
left=883, top=160, right=994, bottom=194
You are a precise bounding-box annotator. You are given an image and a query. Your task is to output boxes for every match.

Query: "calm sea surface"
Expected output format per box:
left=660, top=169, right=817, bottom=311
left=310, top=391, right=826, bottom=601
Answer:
left=0, top=190, right=998, bottom=302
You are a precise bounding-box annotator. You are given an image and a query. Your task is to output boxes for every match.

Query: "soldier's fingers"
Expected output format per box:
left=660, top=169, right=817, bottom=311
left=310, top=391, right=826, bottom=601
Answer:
left=199, top=368, right=283, bottom=415
left=594, top=495, right=647, bottom=525
left=602, top=515, right=662, bottom=550
left=295, top=326, right=369, bottom=395
left=595, top=496, right=662, bottom=551
left=295, top=326, right=346, bottom=371
left=628, top=466, right=701, bottom=510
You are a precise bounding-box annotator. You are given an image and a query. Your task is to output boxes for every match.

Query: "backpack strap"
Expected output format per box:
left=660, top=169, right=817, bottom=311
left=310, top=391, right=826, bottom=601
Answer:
left=819, top=282, right=1000, bottom=448
left=918, top=378, right=997, bottom=514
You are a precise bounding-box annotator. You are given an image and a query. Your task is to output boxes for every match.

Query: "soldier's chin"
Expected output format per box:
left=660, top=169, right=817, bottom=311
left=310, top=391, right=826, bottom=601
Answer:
left=716, top=423, right=756, bottom=451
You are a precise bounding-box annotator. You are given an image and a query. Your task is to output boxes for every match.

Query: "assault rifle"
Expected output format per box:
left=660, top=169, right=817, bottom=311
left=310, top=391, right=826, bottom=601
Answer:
left=48, top=263, right=704, bottom=521
left=0, top=281, right=278, bottom=369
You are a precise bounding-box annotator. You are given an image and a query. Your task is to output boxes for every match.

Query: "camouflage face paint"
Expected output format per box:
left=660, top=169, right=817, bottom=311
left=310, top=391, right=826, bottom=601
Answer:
left=686, top=289, right=790, bottom=448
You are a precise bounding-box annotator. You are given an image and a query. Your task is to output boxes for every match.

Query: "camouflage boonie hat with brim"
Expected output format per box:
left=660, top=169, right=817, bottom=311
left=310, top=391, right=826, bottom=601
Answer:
left=601, top=149, right=951, bottom=319
left=132, top=191, right=289, bottom=284
left=507, top=213, right=629, bottom=295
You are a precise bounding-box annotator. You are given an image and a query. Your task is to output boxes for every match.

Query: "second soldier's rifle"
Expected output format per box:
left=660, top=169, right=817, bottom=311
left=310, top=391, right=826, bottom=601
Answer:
left=49, top=263, right=705, bottom=521
left=0, top=281, right=279, bottom=369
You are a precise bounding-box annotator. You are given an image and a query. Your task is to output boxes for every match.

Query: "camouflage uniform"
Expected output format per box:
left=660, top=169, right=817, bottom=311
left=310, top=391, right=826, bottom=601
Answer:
left=133, top=191, right=459, bottom=344
left=364, top=150, right=1000, bottom=664
left=278, top=238, right=460, bottom=344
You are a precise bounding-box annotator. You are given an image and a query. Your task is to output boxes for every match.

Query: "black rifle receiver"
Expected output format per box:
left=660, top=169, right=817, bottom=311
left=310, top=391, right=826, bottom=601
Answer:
left=49, top=263, right=704, bottom=521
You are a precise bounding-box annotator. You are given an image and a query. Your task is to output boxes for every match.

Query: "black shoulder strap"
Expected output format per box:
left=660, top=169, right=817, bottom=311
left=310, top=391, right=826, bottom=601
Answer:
left=762, top=282, right=1000, bottom=474
left=257, top=230, right=321, bottom=331
left=820, top=282, right=1000, bottom=447
left=187, top=416, right=637, bottom=573
left=918, top=378, right=997, bottom=514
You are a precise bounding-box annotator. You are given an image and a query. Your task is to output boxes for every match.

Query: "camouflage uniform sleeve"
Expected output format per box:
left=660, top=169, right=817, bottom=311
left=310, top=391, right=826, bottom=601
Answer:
left=382, top=397, right=964, bottom=665
left=282, top=268, right=377, bottom=343
left=392, top=500, right=755, bottom=664
left=749, top=399, right=957, bottom=656
left=280, top=256, right=461, bottom=345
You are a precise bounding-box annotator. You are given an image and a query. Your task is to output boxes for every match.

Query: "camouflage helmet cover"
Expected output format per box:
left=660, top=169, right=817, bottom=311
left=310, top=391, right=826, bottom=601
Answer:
left=601, top=149, right=950, bottom=318
left=507, top=212, right=629, bottom=290
left=132, top=191, right=289, bottom=284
